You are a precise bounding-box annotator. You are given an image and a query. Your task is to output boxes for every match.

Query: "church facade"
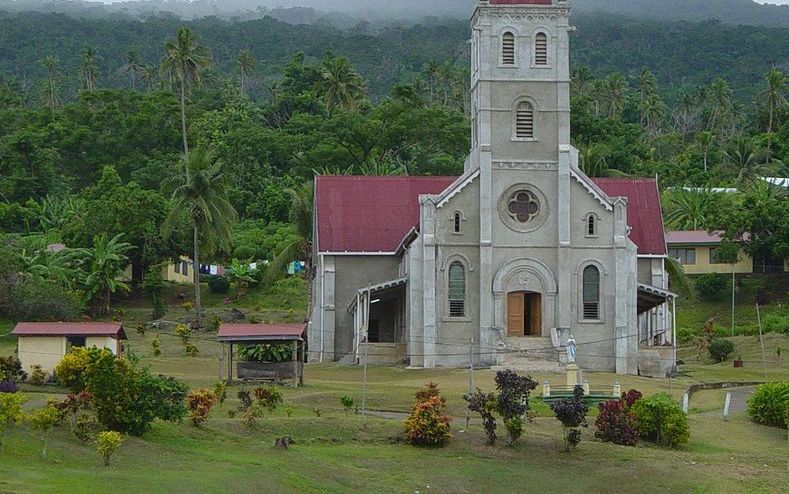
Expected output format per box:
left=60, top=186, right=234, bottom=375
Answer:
left=309, top=0, right=677, bottom=376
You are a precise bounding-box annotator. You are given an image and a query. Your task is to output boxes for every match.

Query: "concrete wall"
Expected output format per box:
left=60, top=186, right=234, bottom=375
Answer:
left=17, top=336, right=66, bottom=375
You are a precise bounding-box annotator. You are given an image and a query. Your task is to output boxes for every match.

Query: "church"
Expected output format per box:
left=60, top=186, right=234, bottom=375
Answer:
left=309, top=0, right=677, bottom=377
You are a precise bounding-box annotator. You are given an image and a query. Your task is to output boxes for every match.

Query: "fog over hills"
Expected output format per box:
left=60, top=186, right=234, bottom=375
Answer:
left=1, top=0, right=789, bottom=26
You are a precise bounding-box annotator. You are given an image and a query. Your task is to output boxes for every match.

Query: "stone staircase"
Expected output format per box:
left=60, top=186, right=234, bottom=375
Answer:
left=493, top=337, right=564, bottom=373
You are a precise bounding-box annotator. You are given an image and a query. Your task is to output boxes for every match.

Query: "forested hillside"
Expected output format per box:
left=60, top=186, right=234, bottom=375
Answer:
left=0, top=11, right=786, bottom=103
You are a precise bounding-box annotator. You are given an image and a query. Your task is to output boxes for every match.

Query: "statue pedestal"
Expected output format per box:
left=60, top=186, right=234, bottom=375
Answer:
left=565, top=363, right=579, bottom=387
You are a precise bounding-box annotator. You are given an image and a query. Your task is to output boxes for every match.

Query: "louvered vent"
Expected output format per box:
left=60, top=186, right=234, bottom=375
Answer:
left=516, top=102, right=534, bottom=138
left=583, top=302, right=600, bottom=320
left=535, top=32, right=548, bottom=65
left=502, top=32, right=515, bottom=65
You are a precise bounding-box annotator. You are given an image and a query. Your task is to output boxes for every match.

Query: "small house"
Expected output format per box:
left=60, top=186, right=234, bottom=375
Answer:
left=12, top=322, right=127, bottom=375
left=666, top=231, right=788, bottom=275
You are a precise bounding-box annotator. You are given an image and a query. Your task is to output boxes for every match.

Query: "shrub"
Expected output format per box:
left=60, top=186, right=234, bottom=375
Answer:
left=27, top=406, right=58, bottom=460
left=0, top=381, right=18, bottom=394
left=340, top=395, right=355, bottom=415
left=0, top=276, right=82, bottom=321
left=187, top=388, right=219, bottom=426
left=253, top=387, right=283, bottom=412
left=464, top=389, right=497, bottom=445
left=238, top=344, right=292, bottom=363
left=73, top=410, right=99, bottom=444
left=0, top=355, right=26, bottom=383
left=151, top=334, right=161, bottom=357
left=213, top=380, right=228, bottom=404
left=708, top=338, right=735, bottom=362
left=29, top=365, right=48, bottom=385
left=207, top=315, right=222, bottom=333
left=494, top=370, right=538, bottom=445
left=0, top=392, right=27, bottom=452
left=96, top=431, right=123, bottom=467
left=551, top=386, right=589, bottom=451
left=747, top=382, right=789, bottom=429
left=595, top=399, right=640, bottom=446
left=632, top=393, right=689, bottom=447
left=54, top=347, right=92, bottom=392
left=404, top=383, right=451, bottom=446
left=208, top=275, right=230, bottom=294
left=695, top=273, right=730, bottom=302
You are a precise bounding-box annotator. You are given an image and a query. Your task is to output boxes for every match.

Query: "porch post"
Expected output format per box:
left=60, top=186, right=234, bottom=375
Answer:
left=227, top=342, right=233, bottom=383
left=292, top=340, right=298, bottom=387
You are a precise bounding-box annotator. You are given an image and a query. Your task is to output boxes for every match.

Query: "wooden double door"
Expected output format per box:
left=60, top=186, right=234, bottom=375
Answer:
left=507, top=291, right=542, bottom=337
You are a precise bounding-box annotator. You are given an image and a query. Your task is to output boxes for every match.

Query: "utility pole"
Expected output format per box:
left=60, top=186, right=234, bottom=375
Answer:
left=465, top=338, right=474, bottom=429
left=756, top=303, right=768, bottom=380
left=731, top=267, right=736, bottom=337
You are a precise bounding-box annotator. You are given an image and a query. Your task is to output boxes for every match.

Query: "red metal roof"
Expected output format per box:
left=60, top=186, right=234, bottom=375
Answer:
left=593, top=178, right=667, bottom=256
left=217, top=323, right=306, bottom=341
left=12, top=322, right=126, bottom=339
left=666, top=231, right=724, bottom=245
left=315, top=176, right=456, bottom=253
left=315, top=176, right=667, bottom=256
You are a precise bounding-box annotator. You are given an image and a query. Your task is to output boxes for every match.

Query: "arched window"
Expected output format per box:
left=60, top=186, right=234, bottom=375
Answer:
left=502, top=32, right=516, bottom=65
left=582, top=265, right=600, bottom=320
left=586, top=214, right=597, bottom=237
left=448, top=262, right=466, bottom=317
left=534, top=32, right=548, bottom=66
left=515, top=101, right=535, bottom=139
left=453, top=212, right=463, bottom=234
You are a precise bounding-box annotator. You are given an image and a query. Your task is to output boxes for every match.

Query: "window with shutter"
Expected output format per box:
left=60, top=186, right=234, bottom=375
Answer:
left=454, top=212, right=462, bottom=234
left=582, top=265, right=600, bottom=320
left=448, top=262, right=466, bottom=317
left=515, top=101, right=535, bottom=139
left=502, top=32, right=515, bottom=65
left=534, top=32, right=548, bottom=66
left=586, top=215, right=597, bottom=236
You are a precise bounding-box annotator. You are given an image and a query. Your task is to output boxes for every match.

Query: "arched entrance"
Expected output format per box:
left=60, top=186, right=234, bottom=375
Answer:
left=507, top=291, right=542, bottom=336
left=493, top=258, right=557, bottom=338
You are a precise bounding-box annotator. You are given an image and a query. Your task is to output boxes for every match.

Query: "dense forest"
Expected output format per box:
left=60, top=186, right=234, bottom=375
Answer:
left=0, top=7, right=787, bottom=323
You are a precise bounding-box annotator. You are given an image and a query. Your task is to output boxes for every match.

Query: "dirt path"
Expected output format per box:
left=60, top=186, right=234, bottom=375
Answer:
left=697, top=386, right=756, bottom=417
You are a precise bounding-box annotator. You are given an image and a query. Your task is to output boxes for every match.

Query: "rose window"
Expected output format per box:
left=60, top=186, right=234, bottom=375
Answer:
left=507, top=191, right=540, bottom=223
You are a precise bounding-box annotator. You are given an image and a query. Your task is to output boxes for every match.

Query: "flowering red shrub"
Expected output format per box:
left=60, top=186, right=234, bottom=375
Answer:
left=405, top=383, right=451, bottom=446
left=186, top=388, right=218, bottom=426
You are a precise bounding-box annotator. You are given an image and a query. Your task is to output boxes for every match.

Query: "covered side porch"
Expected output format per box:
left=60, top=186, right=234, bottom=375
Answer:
left=637, top=283, right=677, bottom=378
left=347, top=278, right=407, bottom=365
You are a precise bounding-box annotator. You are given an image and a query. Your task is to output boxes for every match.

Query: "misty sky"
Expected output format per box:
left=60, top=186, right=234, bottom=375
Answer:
left=82, top=0, right=789, bottom=5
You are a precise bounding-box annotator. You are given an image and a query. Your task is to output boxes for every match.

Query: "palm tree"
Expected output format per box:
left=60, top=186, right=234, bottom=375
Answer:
left=605, top=73, right=628, bottom=120
left=571, top=66, right=593, bottom=96
left=80, top=47, right=100, bottom=92
left=119, top=49, right=145, bottom=90
left=162, top=148, right=237, bottom=327
left=141, top=65, right=157, bottom=92
left=641, top=93, right=666, bottom=137
left=663, top=189, right=717, bottom=230
left=633, top=68, right=657, bottom=125
left=758, top=68, right=787, bottom=153
left=67, top=234, right=133, bottom=315
left=723, top=138, right=767, bottom=182
left=317, top=56, right=366, bottom=112
left=578, top=143, right=611, bottom=177
left=696, top=131, right=714, bottom=172
left=226, top=259, right=257, bottom=301
left=40, top=56, right=59, bottom=120
left=423, top=59, right=441, bottom=103
left=237, top=49, right=256, bottom=97
left=674, top=90, right=701, bottom=137
left=706, top=78, right=733, bottom=131
left=161, top=27, right=211, bottom=158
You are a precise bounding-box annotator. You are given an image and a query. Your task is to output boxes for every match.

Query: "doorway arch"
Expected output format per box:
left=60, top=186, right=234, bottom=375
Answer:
left=493, top=258, right=557, bottom=337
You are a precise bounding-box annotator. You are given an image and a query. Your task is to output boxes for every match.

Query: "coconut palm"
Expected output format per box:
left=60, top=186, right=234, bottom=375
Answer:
left=141, top=65, right=157, bottom=92
left=571, top=66, right=593, bottom=96
left=317, top=56, right=366, bottom=112
left=696, top=131, right=714, bottom=172
left=641, top=93, right=666, bottom=137
left=423, top=58, right=441, bottom=103
left=118, top=49, right=145, bottom=90
left=605, top=73, right=628, bottom=120
left=663, top=189, right=718, bottom=231
left=237, top=49, right=256, bottom=96
left=161, top=27, right=211, bottom=157
left=706, top=78, right=733, bottom=131
left=633, top=68, right=657, bottom=126
left=80, top=47, right=100, bottom=92
left=67, top=233, right=133, bottom=315
left=722, top=138, right=767, bottom=182
left=162, top=148, right=237, bottom=327
left=40, top=56, right=59, bottom=119
left=578, top=143, right=611, bottom=177
left=758, top=68, right=787, bottom=152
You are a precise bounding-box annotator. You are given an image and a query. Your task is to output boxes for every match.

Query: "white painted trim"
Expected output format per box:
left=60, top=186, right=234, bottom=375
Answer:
left=436, top=169, right=480, bottom=209
left=569, top=169, right=614, bottom=211
left=637, top=254, right=669, bottom=259
left=318, top=251, right=397, bottom=256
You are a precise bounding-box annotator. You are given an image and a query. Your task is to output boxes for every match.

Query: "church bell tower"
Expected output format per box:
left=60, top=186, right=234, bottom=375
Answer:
left=468, top=0, right=572, bottom=170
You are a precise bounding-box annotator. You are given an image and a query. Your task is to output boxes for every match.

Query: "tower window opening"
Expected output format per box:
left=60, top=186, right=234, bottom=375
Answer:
left=502, top=32, right=516, bottom=65
left=535, top=32, right=548, bottom=66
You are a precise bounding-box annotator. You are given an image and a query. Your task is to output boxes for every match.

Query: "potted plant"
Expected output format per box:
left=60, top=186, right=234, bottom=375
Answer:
left=733, top=355, right=744, bottom=368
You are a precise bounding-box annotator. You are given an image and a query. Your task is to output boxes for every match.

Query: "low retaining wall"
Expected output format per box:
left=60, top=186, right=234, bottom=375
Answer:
left=237, top=361, right=302, bottom=380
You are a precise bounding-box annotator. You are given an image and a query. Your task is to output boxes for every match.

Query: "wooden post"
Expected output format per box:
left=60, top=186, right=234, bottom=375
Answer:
left=299, top=341, right=304, bottom=386
left=292, top=340, right=299, bottom=387
left=227, top=342, right=233, bottom=383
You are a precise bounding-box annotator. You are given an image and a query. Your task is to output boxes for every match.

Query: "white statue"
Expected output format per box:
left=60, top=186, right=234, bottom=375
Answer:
left=566, top=335, right=577, bottom=364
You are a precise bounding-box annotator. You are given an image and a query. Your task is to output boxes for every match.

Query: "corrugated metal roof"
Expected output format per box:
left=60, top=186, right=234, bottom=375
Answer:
left=315, top=176, right=455, bottom=253
left=12, top=322, right=126, bottom=339
left=217, top=323, right=306, bottom=342
left=593, top=178, right=668, bottom=256
left=666, top=230, right=724, bottom=245
left=315, top=175, right=667, bottom=256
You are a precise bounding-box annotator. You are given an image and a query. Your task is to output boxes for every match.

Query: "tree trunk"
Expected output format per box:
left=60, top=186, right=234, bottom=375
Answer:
left=180, top=81, right=189, bottom=158
left=193, top=223, right=202, bottom=328
left=240, top=73, right=245, bottom=96
left=767, top=104, right=774, bottom=153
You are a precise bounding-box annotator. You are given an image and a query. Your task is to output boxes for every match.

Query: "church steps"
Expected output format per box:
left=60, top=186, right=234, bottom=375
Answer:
left=495, top=337, right=563, bottom=373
